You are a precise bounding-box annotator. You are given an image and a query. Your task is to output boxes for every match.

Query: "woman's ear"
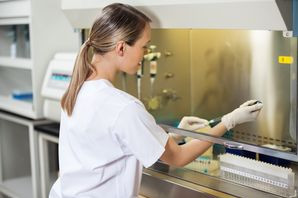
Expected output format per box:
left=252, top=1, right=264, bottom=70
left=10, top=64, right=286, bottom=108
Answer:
left=115, top=41, right=126, bottom=56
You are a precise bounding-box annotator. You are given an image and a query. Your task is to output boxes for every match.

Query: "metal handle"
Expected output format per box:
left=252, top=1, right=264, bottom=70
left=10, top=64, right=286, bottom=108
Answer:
left=223, top=142, right=243, bottom=150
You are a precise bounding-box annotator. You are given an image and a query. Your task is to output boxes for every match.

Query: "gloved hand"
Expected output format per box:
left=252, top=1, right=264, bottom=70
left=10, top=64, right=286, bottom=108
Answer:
left=170, top=116, right=209, bottom=142
left=178, top=116, right=209, bottom=130
left=221, top=100, right=263, bottom=130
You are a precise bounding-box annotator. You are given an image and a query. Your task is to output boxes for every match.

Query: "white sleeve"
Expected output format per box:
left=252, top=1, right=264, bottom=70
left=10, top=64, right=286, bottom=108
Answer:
left=112, top=101, right=169, bottom=168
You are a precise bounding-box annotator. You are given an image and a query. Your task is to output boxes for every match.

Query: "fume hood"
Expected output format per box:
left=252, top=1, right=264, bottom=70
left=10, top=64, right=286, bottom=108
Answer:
left=53, top=1, right=298, bottom=197
left=61, top=0, right=297, bottom=36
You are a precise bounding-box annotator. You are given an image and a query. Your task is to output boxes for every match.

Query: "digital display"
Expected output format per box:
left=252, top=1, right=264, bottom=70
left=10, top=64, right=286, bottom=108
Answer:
left=48, top=71, right=72, bottom=89
left=51, top=73, right=71, bottom=82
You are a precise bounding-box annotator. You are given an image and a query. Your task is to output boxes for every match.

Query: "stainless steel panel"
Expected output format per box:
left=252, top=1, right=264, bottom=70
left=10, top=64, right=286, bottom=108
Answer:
left=141, top=166, right=282, bottom=198
left=140, top=168, right=235, bottom=198
left=114, top=29, right=192, bottom=124
left=190, top=30, right=297, bottom=151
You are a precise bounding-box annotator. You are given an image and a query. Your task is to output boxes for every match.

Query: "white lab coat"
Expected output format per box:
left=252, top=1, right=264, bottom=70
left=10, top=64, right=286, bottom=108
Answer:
left=49, top=79, right=169, bottom=198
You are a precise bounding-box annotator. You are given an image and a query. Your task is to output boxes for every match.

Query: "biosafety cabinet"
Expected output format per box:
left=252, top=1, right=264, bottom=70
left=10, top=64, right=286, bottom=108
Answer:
left=40, top=0, right=298, bottom=197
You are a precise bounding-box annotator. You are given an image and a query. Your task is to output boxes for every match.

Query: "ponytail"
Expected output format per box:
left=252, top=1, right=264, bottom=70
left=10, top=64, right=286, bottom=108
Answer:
left=61, top=41, right=94, bottom=116
left=61, top=3, right=151, bottom=116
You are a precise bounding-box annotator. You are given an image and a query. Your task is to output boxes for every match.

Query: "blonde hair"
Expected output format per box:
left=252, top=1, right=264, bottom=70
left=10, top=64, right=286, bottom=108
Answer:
left=61, top=3, right=151, bottom=116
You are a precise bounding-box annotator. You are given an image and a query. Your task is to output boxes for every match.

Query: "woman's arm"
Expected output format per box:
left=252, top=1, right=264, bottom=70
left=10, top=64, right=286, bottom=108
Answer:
left=160, top=123, right=226, bottom=167
left=160, top=100, right=263, bottom=167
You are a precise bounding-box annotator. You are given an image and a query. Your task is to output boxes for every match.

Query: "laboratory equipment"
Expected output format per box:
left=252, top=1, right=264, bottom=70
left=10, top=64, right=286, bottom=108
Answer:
left=12, top=90, right=33, bottom=101
left=0, top=0, right=79, bottom=119
left=58, top=1, right=298, bottom=197
left=10, top=25, right=16, bottom=58
left=41, top=53, right=76, bottom=121
left=136, top=59, right=144, bottom=99
left=220, top=153, right=296, bottom=197
left=185, top=157, right=219, bottom=175
left=143, top=45, right=161, bottom=97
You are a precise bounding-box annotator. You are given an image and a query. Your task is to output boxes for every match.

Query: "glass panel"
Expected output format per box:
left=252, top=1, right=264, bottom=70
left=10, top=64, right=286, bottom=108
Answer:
left=0, top=24, right=30, bottom=58
left=0, top=67, right=32, bottom=102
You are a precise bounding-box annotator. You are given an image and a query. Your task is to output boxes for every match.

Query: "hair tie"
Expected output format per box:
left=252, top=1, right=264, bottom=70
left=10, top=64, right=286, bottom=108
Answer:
left=86, top=38, right=92, bottom=47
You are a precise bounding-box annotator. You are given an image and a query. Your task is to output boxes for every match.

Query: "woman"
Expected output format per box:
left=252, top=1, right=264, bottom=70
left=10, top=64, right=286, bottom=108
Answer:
left=49, top=3, right=263, bottom=198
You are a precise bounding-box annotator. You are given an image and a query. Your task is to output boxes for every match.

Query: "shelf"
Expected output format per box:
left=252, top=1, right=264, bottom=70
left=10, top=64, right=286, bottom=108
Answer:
left=0, top=176, right=32, bottom=198
left=0, top=57, right=32, bottom=70
left=0, top=17, right=29, bottom=26
left=0, top=96, right=35, bottom=118
left=0, top=0, right=30, bottom=20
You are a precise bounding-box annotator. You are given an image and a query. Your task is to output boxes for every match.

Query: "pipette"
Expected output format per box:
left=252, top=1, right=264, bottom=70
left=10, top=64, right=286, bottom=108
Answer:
left=136, top=59, right=144, bottom=99
left=208, top=100, right=263, bottom=127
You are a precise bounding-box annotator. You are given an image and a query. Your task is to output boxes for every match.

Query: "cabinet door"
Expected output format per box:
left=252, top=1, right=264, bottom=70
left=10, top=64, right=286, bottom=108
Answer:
left=0, top=118, right=32, bottom=198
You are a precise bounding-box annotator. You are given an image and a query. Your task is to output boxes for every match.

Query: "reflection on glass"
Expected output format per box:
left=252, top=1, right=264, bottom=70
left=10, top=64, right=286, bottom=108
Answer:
left=191, top=30, right=296, bottom=153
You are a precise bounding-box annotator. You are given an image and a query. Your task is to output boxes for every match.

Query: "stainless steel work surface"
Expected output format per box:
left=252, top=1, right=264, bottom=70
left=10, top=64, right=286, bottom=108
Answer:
left=140, top=165, right=287, bottom=198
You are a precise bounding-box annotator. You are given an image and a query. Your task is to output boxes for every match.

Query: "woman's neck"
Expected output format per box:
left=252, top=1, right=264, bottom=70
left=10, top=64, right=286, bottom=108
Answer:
left=87, top=54, right=118, bottom=82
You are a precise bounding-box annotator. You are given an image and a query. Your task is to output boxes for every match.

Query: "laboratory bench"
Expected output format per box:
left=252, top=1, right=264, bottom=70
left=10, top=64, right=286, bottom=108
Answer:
left=33, top=122, right=298, bottom=198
